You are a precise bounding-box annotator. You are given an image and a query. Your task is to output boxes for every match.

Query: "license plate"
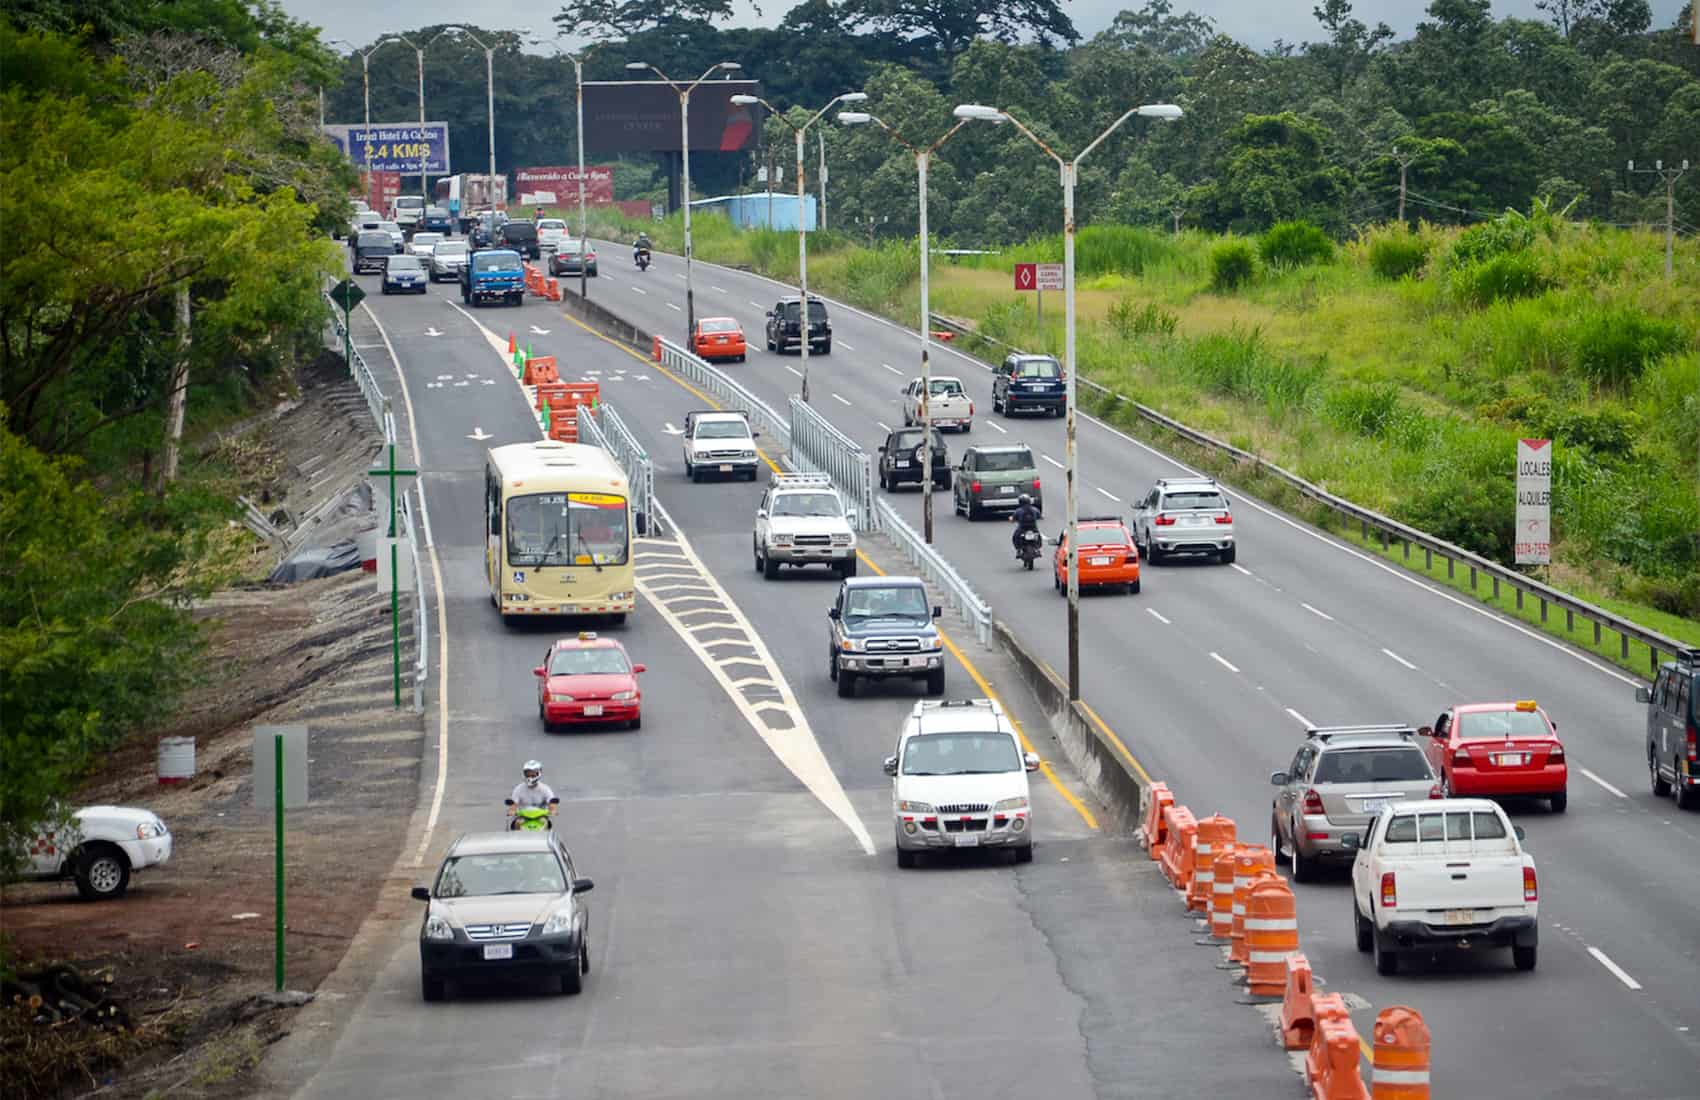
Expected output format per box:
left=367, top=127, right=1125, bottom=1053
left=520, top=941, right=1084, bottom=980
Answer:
left=483, top=944, right=514, bottom=960
left=1186, top=516, right=1207, bottom=526
left=1361, top=798, right=1389, bottom=813
left=1493, top=753, right=1527, bottom=766
left=953, top=834, right=980, bottom=847
left=1089, top=556, right=1111, bottom=566
left=894, top=460, right=910, bottom=468
left=583, top=704, right=603, bottom=716
left=1000, top=486, right=1015, bottom=495
left=718, top=464, right=733, bottom=473
left=1442, top=909, right=1477, bottom=926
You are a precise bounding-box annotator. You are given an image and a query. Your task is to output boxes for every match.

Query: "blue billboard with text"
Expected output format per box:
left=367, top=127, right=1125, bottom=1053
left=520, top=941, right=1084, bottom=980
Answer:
left=322, top=122, right=451, bottom=174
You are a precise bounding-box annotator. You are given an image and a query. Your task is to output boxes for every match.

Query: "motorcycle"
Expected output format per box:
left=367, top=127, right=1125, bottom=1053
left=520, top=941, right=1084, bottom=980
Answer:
left=506, top=803, right=553, bottom=831
left=635, top=247, right=651, bottom=271
left=1015, top=528, right=1042, bottom=570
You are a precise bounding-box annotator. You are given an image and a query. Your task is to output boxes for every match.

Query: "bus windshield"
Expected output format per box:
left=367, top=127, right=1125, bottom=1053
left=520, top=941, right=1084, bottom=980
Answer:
left=507, top=492, right=629, bottom=567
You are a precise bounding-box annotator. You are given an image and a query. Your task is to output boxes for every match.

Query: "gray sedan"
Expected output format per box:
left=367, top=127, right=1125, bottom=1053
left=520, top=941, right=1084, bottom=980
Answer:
left=428, top=240, right=469, bottom=282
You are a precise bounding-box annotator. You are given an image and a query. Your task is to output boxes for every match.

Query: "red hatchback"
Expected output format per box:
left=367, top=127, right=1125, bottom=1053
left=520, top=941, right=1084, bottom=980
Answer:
left=534, top=632, right=645, bottom=731
left=1421, top=700, right=1568, bottom=812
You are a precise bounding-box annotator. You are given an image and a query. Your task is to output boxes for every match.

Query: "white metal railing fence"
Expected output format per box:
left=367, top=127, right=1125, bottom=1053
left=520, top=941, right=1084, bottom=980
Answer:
left=874, top=496, right=994, bottom=647
left=929, top=313, right=1692, bottom=678
left=323, top=289, right=396, bottom=442
left=656, top=337, right=791, bottom=447
left=579, top=402, right=661, bottom=537
left=400, top=489, right=428, bottom=712
left=787, top=395, right=876, bottom=532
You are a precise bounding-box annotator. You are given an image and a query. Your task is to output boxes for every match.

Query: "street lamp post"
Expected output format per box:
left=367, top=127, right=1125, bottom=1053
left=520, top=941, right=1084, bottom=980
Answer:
left=837, top=111, right=967, bottom=544
left=627, top=60, right=743, bottom=344
left=438, top=27, right=501, bottom=234
left=356, top=39, right=402, bottom=204
left=954, top=101, right=1183, bottom=701
left=730, top=92, right=869, bottom=403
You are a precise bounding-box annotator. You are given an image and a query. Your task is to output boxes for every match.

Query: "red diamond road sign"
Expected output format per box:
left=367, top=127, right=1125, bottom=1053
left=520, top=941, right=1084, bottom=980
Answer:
left=1014, top=263, right=1036, bottom=291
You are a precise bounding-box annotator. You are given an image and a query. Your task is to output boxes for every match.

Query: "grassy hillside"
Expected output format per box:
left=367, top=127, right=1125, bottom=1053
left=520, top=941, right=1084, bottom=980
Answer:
left=585, top=207, right=1700, bottom=635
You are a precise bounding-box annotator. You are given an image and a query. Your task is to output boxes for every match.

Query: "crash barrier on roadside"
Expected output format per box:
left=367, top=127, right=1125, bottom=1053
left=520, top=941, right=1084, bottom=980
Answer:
left=1190, top=815, right=1236, bottom=913
left=579, top=402, right=659, bottom=538
left=1210, top=848, right=1238, bottom=939
left=523, top=355, right=560, bottom=386
left=1281, top=954, right=1316, bottom=1050
left=1230, top=847, right=1277, bottom=964
left=1371, top=1007, right=1431, bottom=1100
left=1159, top=805, right=1197, bottom=892
left=656, top=337, right=790, bottom=446
left=1139, top=781, right=1173, bottom=858
left=1245, top=877, right=1300, bottom=995
left=788, top=395, right=875, bottom=533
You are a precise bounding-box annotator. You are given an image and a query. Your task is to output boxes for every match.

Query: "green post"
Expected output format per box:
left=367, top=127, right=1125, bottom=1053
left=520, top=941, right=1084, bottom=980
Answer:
left=274, top=731, right=284, bottom=992
left=342, top=298, right=352, bottom=375
left=368, top=442, right=417, bottom=711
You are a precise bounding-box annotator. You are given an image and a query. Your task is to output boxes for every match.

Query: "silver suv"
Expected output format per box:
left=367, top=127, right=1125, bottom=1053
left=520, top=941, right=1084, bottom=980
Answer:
left=754, top=473, right=858, bottom=579
left=1132, top=476, right=1236, bottom=564
left=1270, top=725, right=1439, bottom=882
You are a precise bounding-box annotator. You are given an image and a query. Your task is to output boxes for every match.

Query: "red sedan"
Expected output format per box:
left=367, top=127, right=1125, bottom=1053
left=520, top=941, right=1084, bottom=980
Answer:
left=534, top=632, right=645, bottom=731
left=1421, top=700, right=1568, bottom=812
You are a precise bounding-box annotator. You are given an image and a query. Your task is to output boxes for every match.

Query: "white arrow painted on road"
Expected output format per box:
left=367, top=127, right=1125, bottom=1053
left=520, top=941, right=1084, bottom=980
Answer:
left=529, top=324, right=551, bottom=335
left=425, top=326, right=443, bottom=337
left=436, top=374, right=455, bottom=381
left=663, top=422, right=684, bottom=435
left=468, top=427, right=492, bottom=441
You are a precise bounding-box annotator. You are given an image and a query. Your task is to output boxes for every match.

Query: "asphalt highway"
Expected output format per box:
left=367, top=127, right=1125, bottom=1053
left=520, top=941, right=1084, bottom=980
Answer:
left=549, top=239, right=1700, bottom=1098
left=265, top=272, right=1296, bottom=1099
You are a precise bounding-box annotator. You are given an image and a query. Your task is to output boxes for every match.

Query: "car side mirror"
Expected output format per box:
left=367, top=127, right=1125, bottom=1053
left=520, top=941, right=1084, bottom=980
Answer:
left=1023, top=752, right=1041, bottom=772
left=756, top=509, right=767, bottom=519
left=411, top=886, right=431, bottom=901
left=764, top=311, right=773, bottom=318
left=1270, top=772, right=1288, bottom=786
left=846, top=509, right=858, bottom=525
left=533, top=666, right=547, bottom=678
left=571, top=878, right=595, bottom=894
left=751, top=430, right=761, bottom=438
left=932, top=606, right=942, bottom=619
left=1635, top=686, right=1651, bottom=703
left=877, top=445, right=886, bottom=453
left=632, top=663, right=646, bottom=674
left=828, top=607, right=841, bottom=620
left=1417, top=725, right=1433, bottom=737
left=883, top=756, right=898, bottom=777
left=1340, top=833, right=1361, bottom=851
left=1513, top=826, right=1526, bottom=842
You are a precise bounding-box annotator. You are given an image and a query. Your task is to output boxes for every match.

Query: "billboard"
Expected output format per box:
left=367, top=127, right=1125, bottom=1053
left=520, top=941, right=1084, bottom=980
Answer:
left=323, top=122, right=451, bottom=175
left=581, top=81, right=762, bottom=154
left=515, top=165, right=615, bottom=205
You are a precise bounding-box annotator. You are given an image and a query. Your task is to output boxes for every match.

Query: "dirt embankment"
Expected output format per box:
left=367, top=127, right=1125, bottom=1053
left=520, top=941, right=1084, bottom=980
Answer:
left=1, top=360, right=426, bottom=1100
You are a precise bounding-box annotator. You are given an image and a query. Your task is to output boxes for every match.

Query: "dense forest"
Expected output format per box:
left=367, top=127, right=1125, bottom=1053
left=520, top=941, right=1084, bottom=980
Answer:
left=325, top=0, right=1700, bottom=241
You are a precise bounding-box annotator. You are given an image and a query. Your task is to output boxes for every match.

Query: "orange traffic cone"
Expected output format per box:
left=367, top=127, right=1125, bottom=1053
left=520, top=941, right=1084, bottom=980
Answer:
left=508, top=331, right=516, bottom=356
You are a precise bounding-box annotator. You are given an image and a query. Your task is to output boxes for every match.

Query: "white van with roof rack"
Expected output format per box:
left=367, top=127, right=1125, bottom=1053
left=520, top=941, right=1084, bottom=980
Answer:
left=754, top=473, right=857, bottom=578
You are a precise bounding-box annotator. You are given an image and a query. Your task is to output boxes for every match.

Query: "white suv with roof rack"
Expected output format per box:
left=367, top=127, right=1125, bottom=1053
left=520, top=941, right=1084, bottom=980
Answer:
left=754, top=473, right=858, bottom=579
left=883, top=699, right=1041, bottom=868
left=1132, top=476, right=1236, bottom=564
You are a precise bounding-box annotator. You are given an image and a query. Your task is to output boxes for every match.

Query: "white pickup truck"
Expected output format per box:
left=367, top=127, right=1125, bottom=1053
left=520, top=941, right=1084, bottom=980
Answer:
left=903, top=376, right=973, bottom=432
left=1344, top=797, right=1538, bottom=975
left=18, top=806, right=172, bottom=900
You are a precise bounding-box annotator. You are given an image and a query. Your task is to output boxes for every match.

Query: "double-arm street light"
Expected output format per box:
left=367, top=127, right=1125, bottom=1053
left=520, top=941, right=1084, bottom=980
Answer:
left=540, top=38, right=623, bottom=299
left=953, top=101, right=1183, bottom=701
left=729, top=91, right=869, bottom=403
left=837, top=111, right=967, bottom=543
left=435, top=26, right=502, bottom=229
left=626, top=60, right=743, bottom=343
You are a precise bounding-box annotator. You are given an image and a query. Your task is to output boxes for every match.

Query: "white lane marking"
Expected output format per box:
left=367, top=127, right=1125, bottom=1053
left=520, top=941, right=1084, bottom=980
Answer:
left=1285, top=707, right=1313, bottom=727
left=1146, top=608, right=1170, bottom=625
left=359, top=302, right=453, bottom=870
left=876, top=422, right=891, bottom=433
left=1587, top=947, right=1643, bottom=990
left=987, top=421, right=1008, bottom=434
left=783, top=365, right=802, bottom=378
left=748, top=299, right=764, bottom=308
left=1301, top=602, right=1335, bottom=621
left=667, top=302, right=682, bottom=311
left=1381, top=647, right=1418, bottom=670
left=1210, top=652, right=1241, bottom=674
left=631, top=285, right=648, bottom=295
left=1042, top=454, right=1065, bottom=469
left=1096, top=487, right=1122, bottom=502
left=882, top=363, right=902, bottom=375
left=839, top=340, right=854, bottom=350
left=1230, top=563, right=1252, bottom=576
left=831, top=393, right=852, bottom=407
left=1579, top=767, right=1628, bottom=799
left=711, top=284, right=727, bottom=293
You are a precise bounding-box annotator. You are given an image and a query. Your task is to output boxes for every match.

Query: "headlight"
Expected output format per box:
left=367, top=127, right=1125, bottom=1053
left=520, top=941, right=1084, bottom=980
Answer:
left=740, top=449, right=756, bottom=459
left=611, top=690, right=636, bottom=701
left=920, top=630, right=941, bottom=649
left=548, top=693, right=575, bottom=703
left=423, top=913, right=454, bottom=941
left=136, top=820, right=166, bottom=840
left=772, top=533, right=793, bottom=545
left=840, top=637, right=862, bottom=652
left=994, top=797, right=1029, bottom=811
left=897, top=800, right=934, bottom=813
left=541, top=905, right=575, bottom=936
left=831, top=534, right=852, bottom=546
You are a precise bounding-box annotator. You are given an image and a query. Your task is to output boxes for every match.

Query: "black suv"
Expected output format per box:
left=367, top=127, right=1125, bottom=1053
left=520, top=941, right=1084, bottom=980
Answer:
left=500, top=220, right=541, bottom=260
left=353, top=230, right=397, bottom=274
left=765, top=296, right=831, bottom=355
left=992, top=353, right=1065, bottom=417
left=1640, top=648, right=1699, bottom=808
left=877, top=427, right=950, bottom=491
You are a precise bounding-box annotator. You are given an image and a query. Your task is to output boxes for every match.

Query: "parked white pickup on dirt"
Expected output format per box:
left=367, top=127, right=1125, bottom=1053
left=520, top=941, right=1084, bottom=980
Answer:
left=20, top=806, right=172, bottom=900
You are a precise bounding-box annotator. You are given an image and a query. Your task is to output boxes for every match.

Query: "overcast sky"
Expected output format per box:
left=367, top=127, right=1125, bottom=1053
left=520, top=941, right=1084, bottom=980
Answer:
left=285, top=0, right=1690, bottom=53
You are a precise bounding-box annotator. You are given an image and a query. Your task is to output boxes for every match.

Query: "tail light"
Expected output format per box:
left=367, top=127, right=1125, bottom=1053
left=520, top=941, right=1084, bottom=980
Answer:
left=1126, top=551, right=1139, bottom=564
left=971, top=480, right=982, bottom=493
left=1453, top=746, right=1472, bottom=766
left=1155, top=515, right=1176, bottom=526
left=1686, top=724, right=1697, bottom=763
left=1214, top=511, right=1233, bottom=524
left=1523, top=866, right=1538, bottom=902
left=1301, top=789, right=1324, bottom=815
left=969, top=402, right=975, bottom=416
left=1033, top=479, right=1042, bottom=491
left=1428, top=782, right=1443, bottom=799
left=1548, top=744, right=1565, bottom=762
left=1380, top=872, right=1397, bottom=908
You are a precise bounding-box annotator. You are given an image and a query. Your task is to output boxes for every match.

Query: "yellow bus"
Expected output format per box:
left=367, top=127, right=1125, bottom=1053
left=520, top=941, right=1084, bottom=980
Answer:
left=484, top=440, right=636, bottom=623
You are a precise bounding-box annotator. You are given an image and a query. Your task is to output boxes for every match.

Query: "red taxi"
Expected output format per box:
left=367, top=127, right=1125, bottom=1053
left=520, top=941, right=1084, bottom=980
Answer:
left=1420, top=700, right=1568, bottom=812
left=1053, top=517, right=1140, bottom=595
left=534, top=632, right=645, bottom=731
left=693, top=317, right=747, bottom=362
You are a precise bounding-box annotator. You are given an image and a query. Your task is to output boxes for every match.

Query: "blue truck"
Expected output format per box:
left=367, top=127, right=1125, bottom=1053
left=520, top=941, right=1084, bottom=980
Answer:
left=459, top=249, right=526, bottom=307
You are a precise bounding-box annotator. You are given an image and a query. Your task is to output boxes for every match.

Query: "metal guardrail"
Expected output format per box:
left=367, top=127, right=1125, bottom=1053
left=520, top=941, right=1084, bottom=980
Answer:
left=874, top=496, right=994, bottom=648
left=579, top=402, right=661, bottom=537
left=787, top=396, right=876, bottom=533
left=656, top=337, right=791, bottom=448
left=323, top=290, right=396, bottom=443
left=930, top=312, right=1690, bottom=677
left=399, top=489, right=428, bottom=712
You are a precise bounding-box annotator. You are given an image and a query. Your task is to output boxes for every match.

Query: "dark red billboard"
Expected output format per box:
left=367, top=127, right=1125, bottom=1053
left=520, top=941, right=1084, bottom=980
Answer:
left=515, top=166, right=615, bottom=205
left=581, top=81, right=763, bottom=154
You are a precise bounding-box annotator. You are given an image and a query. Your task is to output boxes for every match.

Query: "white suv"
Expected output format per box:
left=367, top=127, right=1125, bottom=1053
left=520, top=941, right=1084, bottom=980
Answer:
left=1132, top=476, right=1236, bottom=564
left=536, top=218, right=569, bottom=253
left=754, top=473, right=857, bottom=579
left=681, top=409, right=759, bottom=482
left=18, top=806, right=172, bottom=899
left=884, top=699, right=1040, bottom=867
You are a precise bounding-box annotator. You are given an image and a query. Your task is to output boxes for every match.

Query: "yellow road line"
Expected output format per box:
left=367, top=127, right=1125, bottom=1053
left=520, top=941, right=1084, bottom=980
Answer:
left=854, top=549, right=1099, bottom=831
left=1079, top=700, right=1154, bottom=786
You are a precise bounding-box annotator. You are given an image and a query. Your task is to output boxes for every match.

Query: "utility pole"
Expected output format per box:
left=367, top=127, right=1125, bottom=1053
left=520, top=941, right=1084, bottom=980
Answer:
left=1170, top=205, right=1183, bottom=234
left=1628, top=159, right=1689, bottom=282
left=1391, top=145, right=1419, bottom=224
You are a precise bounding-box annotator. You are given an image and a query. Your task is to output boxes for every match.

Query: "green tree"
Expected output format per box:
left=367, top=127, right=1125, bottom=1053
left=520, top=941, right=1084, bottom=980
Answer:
left=552, top=0, right=741, bottom=41
left=1187, top=112, right=1353, bottom=234
left=1307, top=0, right=1394, bottom=96
left=839, top=0, right=1078, bottom=58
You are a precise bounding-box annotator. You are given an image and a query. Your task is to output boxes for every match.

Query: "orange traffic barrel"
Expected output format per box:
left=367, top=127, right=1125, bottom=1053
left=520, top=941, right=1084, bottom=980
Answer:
left=1229, top=845, right=1276, bottom=963
left=1209, top=846, right=1238, bottom=939
left=1245, top=876, right=1299, bottom=995
left=1140, top=782, right=1173, bottom=859
left=1189, top=814, right=1235, bottom=913
left=1371, top=1006, right=1430, bottom=1099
